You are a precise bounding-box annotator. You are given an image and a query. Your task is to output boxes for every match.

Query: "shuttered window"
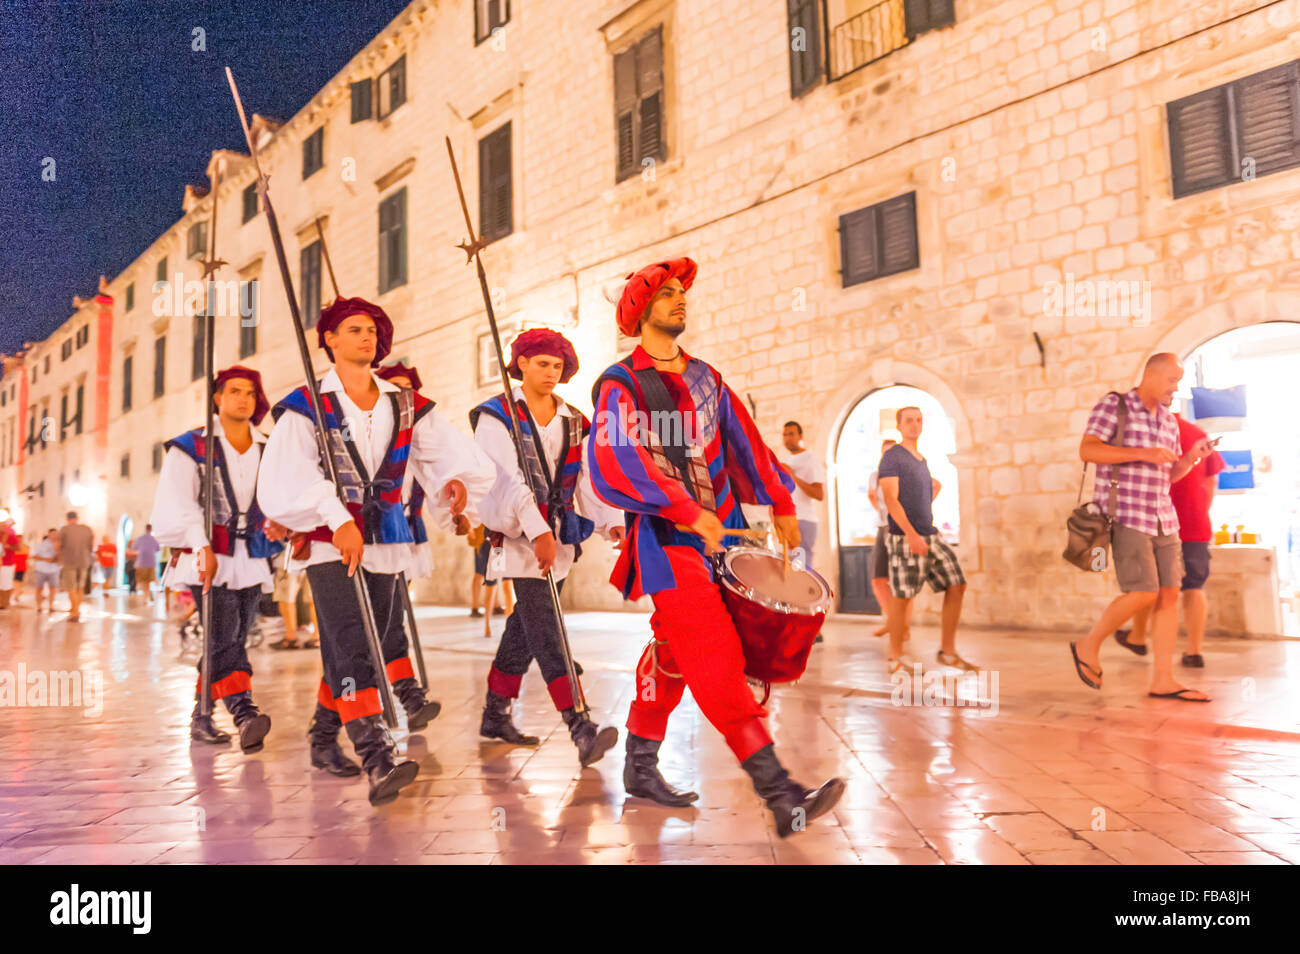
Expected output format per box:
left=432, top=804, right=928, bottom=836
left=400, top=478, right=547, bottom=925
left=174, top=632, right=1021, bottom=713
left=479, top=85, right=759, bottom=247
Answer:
left=614, top=26, right=666, bottom=182
left=301, top=241, right=323, bottom=328
left=240, top=281, right=258, bottom=358
left=187, top=221, right=208, bottom=259
left=152, top=442, right=164, bottom=473
left=475, top=0, right=511, bottom=44
left=154, top=336, right=166, bottom=398
left=378, top=189, right=408, bottom=293
left=351, top=78, right=373, bottom=123
left=303, top=128, right=324, bottom=179
left=122, top=355, right=133, bottom=413
left=904, top=0, right=956, bottom=38
left=788, top=0, right=823, bottom=98
left=839, top=192, right=920, bottom=287
left=479, top=123, right=513, bottom=244
left=377, top=55, right=406, bottom=120
left=1169, top=60, right=1300, bottom=198
left=191, top=314, right=207, bottom=382
left=125, top=282, right=134, bottom=312
left=242, top=182, right=259, bottom=223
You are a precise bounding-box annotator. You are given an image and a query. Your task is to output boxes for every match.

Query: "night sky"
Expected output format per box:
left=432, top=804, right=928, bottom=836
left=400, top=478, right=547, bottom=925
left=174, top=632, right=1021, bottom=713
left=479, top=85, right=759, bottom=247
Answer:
left=0, top=0, right=413, bottom=356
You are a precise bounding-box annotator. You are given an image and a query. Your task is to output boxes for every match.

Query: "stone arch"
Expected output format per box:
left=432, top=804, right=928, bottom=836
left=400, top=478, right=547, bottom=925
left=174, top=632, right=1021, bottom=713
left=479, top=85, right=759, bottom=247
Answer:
left=814, top=358, right=981, bottom=601
left=1141, top=292, right=1300, bottom=379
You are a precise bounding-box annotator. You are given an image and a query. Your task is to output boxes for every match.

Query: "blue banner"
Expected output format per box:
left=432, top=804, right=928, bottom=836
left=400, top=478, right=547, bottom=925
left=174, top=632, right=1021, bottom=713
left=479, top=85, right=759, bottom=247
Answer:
left=1217, top=449, right=1254, bottom=490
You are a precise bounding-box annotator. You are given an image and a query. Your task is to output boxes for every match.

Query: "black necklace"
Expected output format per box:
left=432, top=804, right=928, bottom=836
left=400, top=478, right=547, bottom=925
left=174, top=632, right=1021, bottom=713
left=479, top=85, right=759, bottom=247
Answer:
left=645, top=346, right=681, bottom=362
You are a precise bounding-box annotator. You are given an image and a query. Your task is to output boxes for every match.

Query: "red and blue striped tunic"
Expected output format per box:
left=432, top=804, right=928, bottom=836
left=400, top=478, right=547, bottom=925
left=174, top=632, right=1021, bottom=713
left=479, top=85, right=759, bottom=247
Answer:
left=587, top=345, right=795, bottom=599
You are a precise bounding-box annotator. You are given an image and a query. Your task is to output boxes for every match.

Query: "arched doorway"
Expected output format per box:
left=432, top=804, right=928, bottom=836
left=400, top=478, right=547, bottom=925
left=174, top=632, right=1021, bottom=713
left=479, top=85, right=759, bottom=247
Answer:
left=116, top=513, right=133, bottom=591
left=833, top=384, right=960, bottom=613
left=1175, top=321, right=1300, bottom=636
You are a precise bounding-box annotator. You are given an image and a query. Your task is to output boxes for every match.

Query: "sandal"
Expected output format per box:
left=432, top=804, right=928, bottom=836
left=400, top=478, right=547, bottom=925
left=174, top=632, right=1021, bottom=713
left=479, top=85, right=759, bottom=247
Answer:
left=1114, top=629, right=1148, bottom=656
left=269, top=638, right=300, bottom=650
left=302, top=637, right=319, bottom=650
left=888, top=656, right=918, bottom=676
left=1148, top=688, right=1211, bottom=703
left=936, top=650, right=979, bottom=673
left=1069, top=642, right=1102, bottom=689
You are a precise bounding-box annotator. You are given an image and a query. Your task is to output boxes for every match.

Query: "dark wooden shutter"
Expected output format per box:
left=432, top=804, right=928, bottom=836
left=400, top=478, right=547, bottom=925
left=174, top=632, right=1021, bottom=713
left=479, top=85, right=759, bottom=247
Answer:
left=302, top=242, right=322, bottom=326
left=75, top=385, right=83, bottom=434
left=60, top=394, right=68, bottom=441
left=614, top=47, right=638, bottom=179
left=351, top=78, right=373, bottom=123
left=122, top=355, right=132, bottom=412
left=840, top=207, right=878, bottom=287
left=879, top=192, right=920, bottom=274
left=905, top=0, right=955, bottom=38
left=787, top=0, right=823, bottom=98
left=192, top=314, right=206, bottom=381
left=389, top=56, right=406, bottom=111
left=240, top=281, right=257, bottom=358
left=1235, top=61, right=1300, bottom=179
left=637, top=28, right=665, bottom=164
left=154, top=335, right=166, bottom=397
left=378, top=190, right=407, bottom=293
left=1168, top=86, right=1235, bottom=198
left=479, top=124, right=513, bottom=243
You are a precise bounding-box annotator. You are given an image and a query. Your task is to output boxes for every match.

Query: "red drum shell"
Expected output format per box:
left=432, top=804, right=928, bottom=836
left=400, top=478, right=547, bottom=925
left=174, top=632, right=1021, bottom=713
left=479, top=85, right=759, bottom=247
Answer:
left=719, top=587, right=825, bottom=685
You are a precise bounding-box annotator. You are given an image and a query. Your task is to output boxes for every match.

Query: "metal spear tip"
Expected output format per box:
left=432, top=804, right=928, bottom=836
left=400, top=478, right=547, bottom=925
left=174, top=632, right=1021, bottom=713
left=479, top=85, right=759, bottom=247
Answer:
left=457, top=237, right=486, bottom=262
left=199, top=257, right=228, bottom=282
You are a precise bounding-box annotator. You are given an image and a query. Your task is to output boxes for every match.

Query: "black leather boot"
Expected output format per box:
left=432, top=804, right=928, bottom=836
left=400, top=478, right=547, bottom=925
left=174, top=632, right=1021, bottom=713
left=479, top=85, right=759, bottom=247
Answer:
left=307, top=703, right=361, bottom=777
left=190, top=700, right=231, bottom=744
left=741, top=743, right=845, bottom=838
left=344, top=715, right=419, bottom=806
left=479, top=690, right=539, bottom=746
left=561, top=707, right=618, bottom=768
left=223, top=691, right=272, bottom=754
left=392, top=676, right=441, bottom=730
left=623, top=733, right=698, bottom=806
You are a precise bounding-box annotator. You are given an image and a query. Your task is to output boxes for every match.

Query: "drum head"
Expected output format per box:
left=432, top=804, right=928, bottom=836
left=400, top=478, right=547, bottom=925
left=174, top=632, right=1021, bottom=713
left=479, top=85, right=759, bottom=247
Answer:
left=722, top=547, right=832, bottom=615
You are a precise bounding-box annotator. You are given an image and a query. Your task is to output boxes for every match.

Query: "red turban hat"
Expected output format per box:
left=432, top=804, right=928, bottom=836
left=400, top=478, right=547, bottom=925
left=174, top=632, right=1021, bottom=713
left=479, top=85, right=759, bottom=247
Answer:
left=213, top=365, right=271, bottom=426
left=508, top=328, right=579, bottom=383
left=376, top=361, right=422, bottom=392
left=316, top=297, right=394, bottom=367
left=615, top=257, right=697, bottom=337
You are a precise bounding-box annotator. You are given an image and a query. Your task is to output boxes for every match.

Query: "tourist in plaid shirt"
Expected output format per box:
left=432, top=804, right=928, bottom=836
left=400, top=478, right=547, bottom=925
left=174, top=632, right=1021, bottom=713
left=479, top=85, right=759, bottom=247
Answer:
left=1069, top=353, right=1214, bottom=702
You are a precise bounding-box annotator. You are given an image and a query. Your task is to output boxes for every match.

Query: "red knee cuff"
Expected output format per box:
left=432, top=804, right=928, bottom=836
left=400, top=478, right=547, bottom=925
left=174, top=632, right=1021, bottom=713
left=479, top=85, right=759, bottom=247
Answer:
left=385, top=657, right=415, bottom=684
left=487, top=666, right=522, bottom=699
left=626, top=706, right=669, bottom=742
left=197, top=670, right=251, bottom=701
left=547, top=675, right=575, bottom=712
left=337, top=688, right=382, bottom=724
left=317, top=678, right=337, bottom=710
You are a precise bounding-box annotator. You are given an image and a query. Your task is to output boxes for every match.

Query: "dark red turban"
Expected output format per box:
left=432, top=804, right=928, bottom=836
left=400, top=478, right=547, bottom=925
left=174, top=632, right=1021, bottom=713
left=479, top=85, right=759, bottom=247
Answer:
left=509, top=328, right=579, bottom=383
left=316, top=297, right=394, bottom=367
left=213, top=365, right=271, bottom=426
left=615, top=257, right=697, bottom=337
left=376, top=361, right=422, bottom=392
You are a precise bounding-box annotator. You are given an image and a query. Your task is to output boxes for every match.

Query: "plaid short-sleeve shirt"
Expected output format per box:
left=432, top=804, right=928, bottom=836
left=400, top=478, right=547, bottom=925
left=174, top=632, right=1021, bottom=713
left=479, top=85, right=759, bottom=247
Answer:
left=1084, top=389, right=1182, bottom=537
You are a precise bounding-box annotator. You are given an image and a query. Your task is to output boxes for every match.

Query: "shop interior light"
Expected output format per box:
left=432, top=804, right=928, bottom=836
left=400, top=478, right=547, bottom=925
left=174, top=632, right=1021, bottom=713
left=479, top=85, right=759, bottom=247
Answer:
left=68, top=483, right=90, bottom=507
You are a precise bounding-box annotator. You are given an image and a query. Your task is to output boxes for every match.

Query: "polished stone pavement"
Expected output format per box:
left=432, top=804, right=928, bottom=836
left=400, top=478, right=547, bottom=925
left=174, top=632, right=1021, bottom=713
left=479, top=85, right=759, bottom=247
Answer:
left=1, top=588, right=1298, bottom=865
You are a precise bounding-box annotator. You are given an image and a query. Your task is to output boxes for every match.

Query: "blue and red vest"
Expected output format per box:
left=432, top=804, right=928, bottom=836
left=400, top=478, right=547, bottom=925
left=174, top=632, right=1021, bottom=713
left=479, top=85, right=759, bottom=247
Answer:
left=163, top=428, right=283, bottom=560
left=407, top=481, right=428, bottom=545
left=272, top=384, right=435, bottom=546
left=469, top=395, right=594, bottom=546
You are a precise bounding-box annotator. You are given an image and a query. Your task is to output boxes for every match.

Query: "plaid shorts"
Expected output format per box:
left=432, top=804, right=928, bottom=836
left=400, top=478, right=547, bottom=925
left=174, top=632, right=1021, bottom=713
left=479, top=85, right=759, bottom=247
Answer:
left=885, top=532, right=966, bottom=599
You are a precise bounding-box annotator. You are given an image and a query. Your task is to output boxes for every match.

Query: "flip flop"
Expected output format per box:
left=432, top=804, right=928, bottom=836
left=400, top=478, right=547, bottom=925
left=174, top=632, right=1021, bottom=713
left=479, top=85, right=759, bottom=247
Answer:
left=1114, top=629, right=1148, bottom=656
left=269, top=638, right=300, bottom=650
left=1148, top=688, right=1211, bottom=702
left=1069, top=642, right=1102, bottom=689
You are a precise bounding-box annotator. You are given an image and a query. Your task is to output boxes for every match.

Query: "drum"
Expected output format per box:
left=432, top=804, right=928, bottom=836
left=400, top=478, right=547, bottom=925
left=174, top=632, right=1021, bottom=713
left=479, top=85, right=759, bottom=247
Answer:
left=713, top=545, right=833, bottom=689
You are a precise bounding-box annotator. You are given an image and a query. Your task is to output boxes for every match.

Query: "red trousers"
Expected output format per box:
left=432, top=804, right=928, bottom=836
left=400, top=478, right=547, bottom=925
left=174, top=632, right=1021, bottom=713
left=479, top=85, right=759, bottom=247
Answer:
left=626, top=547, right=771, bottom=762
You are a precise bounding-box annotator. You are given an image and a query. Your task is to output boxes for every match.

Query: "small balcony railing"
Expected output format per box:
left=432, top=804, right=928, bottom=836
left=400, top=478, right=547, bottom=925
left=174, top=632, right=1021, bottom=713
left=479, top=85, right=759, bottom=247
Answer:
left=828, top=0, right=909, bottom=81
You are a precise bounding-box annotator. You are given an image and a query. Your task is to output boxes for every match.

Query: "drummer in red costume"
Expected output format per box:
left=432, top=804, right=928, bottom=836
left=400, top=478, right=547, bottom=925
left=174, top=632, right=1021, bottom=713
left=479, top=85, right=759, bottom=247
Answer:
left=588, top=257, right=845, bottom=836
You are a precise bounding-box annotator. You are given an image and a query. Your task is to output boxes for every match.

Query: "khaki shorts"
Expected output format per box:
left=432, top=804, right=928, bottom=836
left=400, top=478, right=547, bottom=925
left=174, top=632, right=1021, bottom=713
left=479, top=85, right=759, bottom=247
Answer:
left=60, top=566, right=88, bottom=590
left=273, top=569, right=312, bottom=603
left=135, top=566, right=157, bottom=586
left=1112, top=524, right=1183, bottom=593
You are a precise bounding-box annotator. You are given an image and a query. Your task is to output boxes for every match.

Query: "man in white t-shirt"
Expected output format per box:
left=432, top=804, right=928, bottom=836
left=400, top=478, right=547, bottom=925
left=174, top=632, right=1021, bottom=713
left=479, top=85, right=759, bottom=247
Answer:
left=781, top=421, right=825, bottom=570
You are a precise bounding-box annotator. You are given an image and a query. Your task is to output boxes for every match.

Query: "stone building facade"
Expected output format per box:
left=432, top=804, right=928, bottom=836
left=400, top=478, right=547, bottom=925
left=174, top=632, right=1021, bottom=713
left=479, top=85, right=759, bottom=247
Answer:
left=2, top=0, right=1298, bottom=631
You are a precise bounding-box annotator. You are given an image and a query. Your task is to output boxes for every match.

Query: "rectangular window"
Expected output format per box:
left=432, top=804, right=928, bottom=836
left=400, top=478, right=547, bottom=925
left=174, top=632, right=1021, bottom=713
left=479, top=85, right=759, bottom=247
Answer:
left=152, top=442, right=164, bottom=473
left=76, top=326, right=88, bottom=348
left=788, top=0, right=824, bottom=98
left=240, top=281, right=258, bottom=358
left=614, top=26, right=666, bottom=182
left=59, top=394, right=68, bottom=442
left=122, top=355, right=133, bottom=413
left=302, top=127, right=324, bottom=179
left=125, top=282, right=135, bottom=312
left=31, top=366, right=37, bottom=384
left=192, top=315, right=207, bottom=382
left=475, top=0, right=511, bottom=44
left=187, top=220, right=208, bottom=259
left=351, top=78, right=373, bottom=122
left=153, top=335, right=166, bottom=398
left=377, top=55, right=407, bottom=120
left=300, top=241, right=323, bottom=328
left=839, top=191, right=920, bottom=287
left=903, top=0, right=956, bottom=39
left=378, top=188, right=408, bottom=293
left=43, top=355, right=50, bottom=374
left=242, top=182, right=259, bottom=223
left=61, top=340, right=72, bottom=361
left=479, top=123, right=513, bottom=243
left=120, top=454, right=130, bottom=478
left=156, top=256, right=168, bottom=286
left=1168, top=60, right=1300, bottom=198
left=74, top=385, right=83, bottom=436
